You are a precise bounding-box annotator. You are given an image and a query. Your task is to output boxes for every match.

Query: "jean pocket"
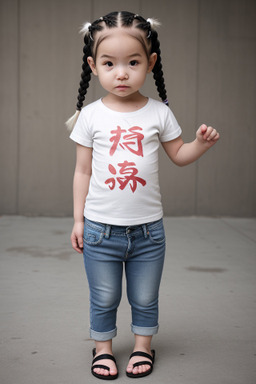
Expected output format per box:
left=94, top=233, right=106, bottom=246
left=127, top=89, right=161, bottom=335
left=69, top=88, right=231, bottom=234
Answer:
left=83, top=224, right=104, bottom=246
left=148, top=220, right=165, bottom=244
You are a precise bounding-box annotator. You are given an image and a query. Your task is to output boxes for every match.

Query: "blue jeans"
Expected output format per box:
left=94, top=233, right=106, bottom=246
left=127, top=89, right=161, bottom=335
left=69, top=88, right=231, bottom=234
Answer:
left=83, top=217, right=166, bottom=342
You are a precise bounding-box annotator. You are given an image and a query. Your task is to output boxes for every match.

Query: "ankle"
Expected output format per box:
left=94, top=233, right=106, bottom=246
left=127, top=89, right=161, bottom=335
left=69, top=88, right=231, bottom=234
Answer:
left=95, top=340, right=113, bottom=355
left=133, top=335, right=152, bottom=354
left=133, top=346, right=152, bottom=357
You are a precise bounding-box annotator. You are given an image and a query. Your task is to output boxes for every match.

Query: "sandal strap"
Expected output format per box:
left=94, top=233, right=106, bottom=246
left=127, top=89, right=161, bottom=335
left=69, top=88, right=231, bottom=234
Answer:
left=129, top=350, right=155, bottom=363
left=92, top=364, right=110, bottom=371
left=92, top=353, right=116, bottom=365
left=133, top=360, right=153, bottom=369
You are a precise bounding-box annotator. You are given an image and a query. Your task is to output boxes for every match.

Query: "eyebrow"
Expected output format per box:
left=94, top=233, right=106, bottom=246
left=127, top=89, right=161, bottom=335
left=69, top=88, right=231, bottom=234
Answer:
left=99, top=53, right=143, bottom=59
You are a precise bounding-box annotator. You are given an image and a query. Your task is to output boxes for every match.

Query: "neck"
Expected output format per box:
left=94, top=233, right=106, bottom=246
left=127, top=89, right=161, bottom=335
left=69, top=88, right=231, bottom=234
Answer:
left=102, top=92, right=148, bottom=112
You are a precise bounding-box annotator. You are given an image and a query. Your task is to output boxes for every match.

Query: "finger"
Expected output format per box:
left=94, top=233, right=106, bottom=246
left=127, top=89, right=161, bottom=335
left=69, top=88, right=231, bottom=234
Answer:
left=211, top=131, right=220, bottom=141
left=74, top=244, right=83, bottom=254
left=71, top=234, right=83, bottom=254
left=203, top=126, right=214, bottom=140
left=208, top=129, right=220, bottom=141
left=78, top=236, right=84, bottom=250
left=200, top=124, right=208, bottom=135
left=206, top=128, right=218, bottom=141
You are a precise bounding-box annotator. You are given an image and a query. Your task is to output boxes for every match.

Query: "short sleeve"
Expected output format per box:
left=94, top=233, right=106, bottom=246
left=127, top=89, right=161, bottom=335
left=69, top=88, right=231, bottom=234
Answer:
left=159, top=106, right=182, bottom=142
left=69, top=109, right=93, bottom=147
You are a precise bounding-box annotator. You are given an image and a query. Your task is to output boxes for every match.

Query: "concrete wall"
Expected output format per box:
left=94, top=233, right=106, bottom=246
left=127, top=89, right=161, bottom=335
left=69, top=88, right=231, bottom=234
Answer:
left=0, top=0, right=255, bottom=217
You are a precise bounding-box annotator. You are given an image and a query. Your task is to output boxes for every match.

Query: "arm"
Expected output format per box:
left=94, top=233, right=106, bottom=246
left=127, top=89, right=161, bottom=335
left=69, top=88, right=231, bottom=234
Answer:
left=162, top=124, right=220, bottom=166
left=70, top=144, right=93, bottom=254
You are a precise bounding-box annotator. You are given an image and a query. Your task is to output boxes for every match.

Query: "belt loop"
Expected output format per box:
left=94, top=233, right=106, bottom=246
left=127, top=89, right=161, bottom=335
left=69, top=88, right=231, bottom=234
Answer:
left=105, top=224, right=111, bottom=239
left=142, top=224, right=148, bottom=239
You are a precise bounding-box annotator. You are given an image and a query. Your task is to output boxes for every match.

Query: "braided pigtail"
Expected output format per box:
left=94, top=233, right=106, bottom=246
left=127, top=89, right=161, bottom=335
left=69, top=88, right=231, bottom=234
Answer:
left=65, top=32, right=93, bottom=131
left=132, top=13, right=169, bottom=105
left=150, top=29, right=169, bottom=106
left=78, top=34, right=93, bottom=108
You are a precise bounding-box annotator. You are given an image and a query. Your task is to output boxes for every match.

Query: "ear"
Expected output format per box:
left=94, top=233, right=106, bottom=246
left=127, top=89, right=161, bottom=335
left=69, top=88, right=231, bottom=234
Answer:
left=87, top=56, right=98, bottom=76
left=147, top=53, right=157, bottom=73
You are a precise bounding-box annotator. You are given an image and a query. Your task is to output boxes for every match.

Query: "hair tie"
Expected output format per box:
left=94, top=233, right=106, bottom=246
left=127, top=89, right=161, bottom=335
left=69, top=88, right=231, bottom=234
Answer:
left=65, top=110, right=80, bottom=132
left=146, top=18, right=161, bottom=29
left=80, top=22, right=94, bottom=41
left=80, top=22, right=92, bottom=36
left=163, top=99, right=169, bottom=105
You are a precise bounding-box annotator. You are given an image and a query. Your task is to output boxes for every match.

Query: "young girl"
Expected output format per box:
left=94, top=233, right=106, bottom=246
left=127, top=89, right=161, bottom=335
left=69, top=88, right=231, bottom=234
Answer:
left=68, top=11, right=219, bottom=380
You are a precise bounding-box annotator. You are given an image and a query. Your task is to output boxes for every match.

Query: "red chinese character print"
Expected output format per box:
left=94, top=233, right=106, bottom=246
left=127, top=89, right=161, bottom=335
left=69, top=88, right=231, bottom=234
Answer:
left=105, top=162, right=146, bottom=193
left=109, top=126, right=144, bottom=157
left=105, top=164, right=117, bottom=190
left=109, top=126, right=126, bottom=156
left=118, top=161, right=146, bottom=192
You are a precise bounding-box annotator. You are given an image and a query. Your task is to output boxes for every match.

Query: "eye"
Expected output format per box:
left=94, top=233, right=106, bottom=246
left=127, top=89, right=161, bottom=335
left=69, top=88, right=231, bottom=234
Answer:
left=104, top=61, right=113, bottom=67
left=130, top=60, right=138, bottom=67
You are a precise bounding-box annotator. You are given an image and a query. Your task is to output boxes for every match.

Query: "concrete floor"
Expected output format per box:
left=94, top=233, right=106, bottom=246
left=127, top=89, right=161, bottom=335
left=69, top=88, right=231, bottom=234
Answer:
left=0, top=215, right=255, bottom=384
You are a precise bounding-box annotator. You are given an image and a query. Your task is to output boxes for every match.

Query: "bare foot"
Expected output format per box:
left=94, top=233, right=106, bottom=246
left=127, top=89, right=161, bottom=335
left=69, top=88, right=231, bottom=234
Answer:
left=126, top=348, right=154, bottom=376
left=92, top=340, right=118, bottom=378
left=92, top=349, right=118, bottom=378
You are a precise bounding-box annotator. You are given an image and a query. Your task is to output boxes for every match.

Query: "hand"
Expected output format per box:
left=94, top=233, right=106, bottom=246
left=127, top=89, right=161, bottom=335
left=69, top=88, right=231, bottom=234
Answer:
left=71, top=221, right=84, bottom=254
left=196, top=124, right=220, bottom=147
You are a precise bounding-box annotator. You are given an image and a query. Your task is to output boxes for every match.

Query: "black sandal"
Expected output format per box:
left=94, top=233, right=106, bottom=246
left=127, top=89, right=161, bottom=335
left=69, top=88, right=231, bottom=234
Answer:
left=126, top=350, right=155, bottom=378
left=91, top=348, right=118, bottom=380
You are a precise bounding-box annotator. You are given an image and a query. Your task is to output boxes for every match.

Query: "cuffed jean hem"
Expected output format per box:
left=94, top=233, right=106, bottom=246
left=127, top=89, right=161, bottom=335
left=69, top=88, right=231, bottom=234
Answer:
left=90, top=327, right=117, bottom=341
left=131, top=324, right=159, bottom=336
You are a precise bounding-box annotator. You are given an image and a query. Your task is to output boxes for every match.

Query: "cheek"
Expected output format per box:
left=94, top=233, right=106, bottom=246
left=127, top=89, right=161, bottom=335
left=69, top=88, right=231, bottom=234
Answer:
left=97, top=69, right=107, bottom=80
left=97, top=72, right=112, bottom=87
left=135, top=69, right=147, bottom=84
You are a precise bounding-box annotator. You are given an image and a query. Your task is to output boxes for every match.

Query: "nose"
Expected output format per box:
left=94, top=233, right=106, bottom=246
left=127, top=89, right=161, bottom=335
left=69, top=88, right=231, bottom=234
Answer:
left=116, top=66, right=128, bottom=80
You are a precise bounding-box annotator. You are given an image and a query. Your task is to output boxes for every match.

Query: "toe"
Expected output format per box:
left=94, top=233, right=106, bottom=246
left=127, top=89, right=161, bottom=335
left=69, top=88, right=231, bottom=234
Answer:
left=103, top=369, right=110, bottom=376
left=126, top=363, right=133, bottom=373
left=134, top=363, right=150, bottom=375
left=92, top=355, right=117, bottom=378
left=133, top=366, right=139, bottom=375
left=127, top=354, right=152, bottom=376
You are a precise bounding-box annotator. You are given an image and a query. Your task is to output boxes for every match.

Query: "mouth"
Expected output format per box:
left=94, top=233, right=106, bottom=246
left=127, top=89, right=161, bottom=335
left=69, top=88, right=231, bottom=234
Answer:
left=116, top=85, right=129, bottom=89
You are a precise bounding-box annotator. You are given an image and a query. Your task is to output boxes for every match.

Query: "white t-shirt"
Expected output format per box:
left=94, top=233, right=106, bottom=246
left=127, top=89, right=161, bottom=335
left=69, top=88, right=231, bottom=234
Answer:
left=70, top=98, right=182, bottom=225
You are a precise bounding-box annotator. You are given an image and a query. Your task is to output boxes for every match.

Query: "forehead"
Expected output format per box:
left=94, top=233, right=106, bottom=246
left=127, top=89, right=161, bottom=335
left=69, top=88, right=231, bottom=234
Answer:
left=93, top=27, right=150, bottom=58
